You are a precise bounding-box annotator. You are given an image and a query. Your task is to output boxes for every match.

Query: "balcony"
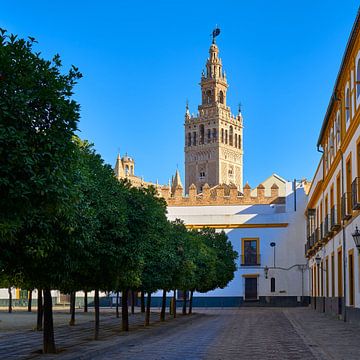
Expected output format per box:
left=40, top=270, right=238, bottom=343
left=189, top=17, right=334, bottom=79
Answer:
left=352, top=177, right=360, bottom=210
left=330, top=205, right=341, bottom=231
left=241, top=254, right=261, bottom=266
left=341, top=192, right=352, bottom=220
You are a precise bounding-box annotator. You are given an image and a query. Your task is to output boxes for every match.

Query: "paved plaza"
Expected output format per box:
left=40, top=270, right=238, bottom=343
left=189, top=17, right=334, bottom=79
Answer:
left=1, top=307, right=360, bottom=359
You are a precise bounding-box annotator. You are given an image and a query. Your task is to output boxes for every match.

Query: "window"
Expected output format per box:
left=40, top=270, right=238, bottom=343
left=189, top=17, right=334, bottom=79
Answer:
left=206, top=90, right=212, bottom=104
left=235, top=133, right=238, bottom=147
left=187, top=132, right=191, bottom=147
left=125, top=165, right=129, bottom=176
left=200, top=124, right=205, bottom=145
left=270, top=278, right=275, bottom=292
left=207, top=128, right=211, bottom=143
left=199, top=171, right=206, bottom=179
left=193, top=132, right=197, bottom=146
left=221, top=128, right=224, bottom=143
left=345, top=86, right=350, bottom=125
left=357, top=55, right=360, bottom=101
left=219, top=90, right=224, bottom=104
left=212, top=128, right=217, bottom=142
left=225, top=129, right=228, bottom=144
left=335, top=111, right=341, bottom=148
left=229, top=126, right=233, bottom=146
left=241, top=238, right=260, bottom=266
left=238, top=135, right=242, bottom=149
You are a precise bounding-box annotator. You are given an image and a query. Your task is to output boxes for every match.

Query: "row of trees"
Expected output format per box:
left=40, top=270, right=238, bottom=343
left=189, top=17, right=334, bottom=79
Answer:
left=0, top=30, right=238, bottom=354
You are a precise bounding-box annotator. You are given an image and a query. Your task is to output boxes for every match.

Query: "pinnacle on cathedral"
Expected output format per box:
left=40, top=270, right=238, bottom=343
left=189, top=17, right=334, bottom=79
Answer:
left=184, top=32, right=244, bottom=194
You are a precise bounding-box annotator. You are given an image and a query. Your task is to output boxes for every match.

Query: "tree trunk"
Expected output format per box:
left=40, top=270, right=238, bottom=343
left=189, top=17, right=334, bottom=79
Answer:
left=116, top=292, right=119, bottom=318
left=121, top=289, right=129, bottom=331
left=140, top=290, right=145, bottom=313
left=37, top=288, right=43, bottom=331
left=8, top=287, right=12, bottom=313
left=131, top=290, right=135, bottom=314
left=28, top=290, right=32, bottom=312
left=173, top=289, right=177, bottom=318
left=145, top=292, right=151, bottom=326
left=160, top=289, right=166, bottom=321
left=43, top=289, right=56, bottom=354
left=69, top=292, right=76, bottom=326
left=84, top=291, right=88, bottom=313
left=182, top=290, right=187, bottom=315
left=189, top=290, right=194, bottom=315
left=94, top=289, right=100, bottom=340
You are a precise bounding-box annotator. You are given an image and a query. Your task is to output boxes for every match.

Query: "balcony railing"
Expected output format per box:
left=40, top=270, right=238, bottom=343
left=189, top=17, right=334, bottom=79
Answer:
left=320, top=222, right=325, bottom=241
left=341, top=192, right=352, bottom=220
left=352, top=177, right=360, bottom=210
left=324, top=214, right=331, bottom=238
left=241, top=254, right=261, bottom=266
left=330, top=205, right=341, bottom=231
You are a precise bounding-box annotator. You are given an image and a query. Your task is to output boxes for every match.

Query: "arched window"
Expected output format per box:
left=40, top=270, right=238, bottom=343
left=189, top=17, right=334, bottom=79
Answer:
left=193, top=132, right=197, bottom=146
left=130, top=165, right=134, bottom=175
left=187, top=132, right=191, bottom=147
left=207, top=129, right=211, bottom=143
left=200, top=124, right=205, bottom=144
left=238, top=135, right=242, bottom=149
left=125, top=165, right=129, bottom=176
left=212, top=128, right=217, bottom=142
left=357, top=57, right=360, bottom=101
left=206, top=90, right=212, bottom=104
left=225, top=129, right=228, bottom=144
left=271, top=278, right=275, bottom=292
left=235, top=133, right=238, bottom=147
left=221, top=128, right=224, bottom=143
left=229, top=126, right=233, bottom=146
left=345, top=86, right=350, bottom=124
left=219, top=90, right=224, bottom=104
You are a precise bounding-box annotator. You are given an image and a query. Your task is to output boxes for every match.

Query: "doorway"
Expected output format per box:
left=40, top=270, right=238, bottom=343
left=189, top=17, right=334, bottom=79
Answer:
left=245, top=277, right=258, bottom=300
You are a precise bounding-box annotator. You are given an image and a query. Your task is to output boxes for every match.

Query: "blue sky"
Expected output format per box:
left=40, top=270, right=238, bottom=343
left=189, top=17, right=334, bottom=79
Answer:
left=2, top=1, right=359, bottom=187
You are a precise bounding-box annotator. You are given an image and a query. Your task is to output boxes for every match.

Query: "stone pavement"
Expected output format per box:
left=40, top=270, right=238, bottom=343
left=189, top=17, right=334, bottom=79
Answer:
left=1, top=307, right=360, bottom=359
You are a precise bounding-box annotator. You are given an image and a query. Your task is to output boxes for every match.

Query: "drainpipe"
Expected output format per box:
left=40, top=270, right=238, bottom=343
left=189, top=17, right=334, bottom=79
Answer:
left=340, top=148, right=347, bottom=322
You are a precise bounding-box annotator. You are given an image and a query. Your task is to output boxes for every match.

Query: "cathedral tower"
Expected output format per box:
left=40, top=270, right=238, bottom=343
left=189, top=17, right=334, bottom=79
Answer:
left=184, top=36, right=243, bottom=193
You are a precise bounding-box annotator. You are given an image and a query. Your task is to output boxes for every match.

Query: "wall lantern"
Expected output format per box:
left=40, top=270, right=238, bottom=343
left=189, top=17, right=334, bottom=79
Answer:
left=264, top=265, right=269, bottom=279
left=351, top=226, right=360, bottom=253
left=315, top=255, right=321, bottom=265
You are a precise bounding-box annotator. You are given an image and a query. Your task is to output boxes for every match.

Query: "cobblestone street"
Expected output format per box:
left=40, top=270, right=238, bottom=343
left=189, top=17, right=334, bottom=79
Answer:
left=2, top=307, right=360, bottom=359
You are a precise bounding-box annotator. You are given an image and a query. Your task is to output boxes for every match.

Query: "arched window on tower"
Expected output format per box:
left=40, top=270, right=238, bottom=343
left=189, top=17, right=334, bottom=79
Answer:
left=219, top=90, right=224, bottom=104
left=125, top=165, right=129, bottom=176
left=212, top=128, right=217, bottom=142
left=221, top=129, right=224, bottom=143
left=345, top=86, right=350, bottom=125
left=238, top=135, right=242, bottom=149
left=130, top=165, right=134, bottom=175
left=187, top=132, right=191, bottom=147
left=207, top=128, right=211, bottom=143
left=225, top=129, right=228, bottom=144
left=229, top=126, right=233, bottom=146
left=200, top=124, right=205, bottom=144
left=206, top=90, right=212, bottom=104
left=235, top=133, right=238, bottom=148
left=193, top=132, right=197, bottom=146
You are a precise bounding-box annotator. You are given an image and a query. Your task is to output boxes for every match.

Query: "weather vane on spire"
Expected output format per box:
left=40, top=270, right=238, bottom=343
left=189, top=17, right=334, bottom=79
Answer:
left=212, top=26, right=221, bottom=44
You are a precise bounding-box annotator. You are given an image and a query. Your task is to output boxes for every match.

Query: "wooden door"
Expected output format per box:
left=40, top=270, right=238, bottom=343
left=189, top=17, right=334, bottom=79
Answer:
left=245, top=277, right=257, bottom=300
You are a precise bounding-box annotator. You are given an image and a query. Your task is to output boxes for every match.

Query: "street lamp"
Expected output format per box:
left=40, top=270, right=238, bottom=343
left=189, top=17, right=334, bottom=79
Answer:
left=351, top=226, right=360, bottom=253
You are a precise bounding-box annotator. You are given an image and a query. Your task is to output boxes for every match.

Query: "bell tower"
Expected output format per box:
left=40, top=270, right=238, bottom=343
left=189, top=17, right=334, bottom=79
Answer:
left=184, top=32, right=243, bottom=194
